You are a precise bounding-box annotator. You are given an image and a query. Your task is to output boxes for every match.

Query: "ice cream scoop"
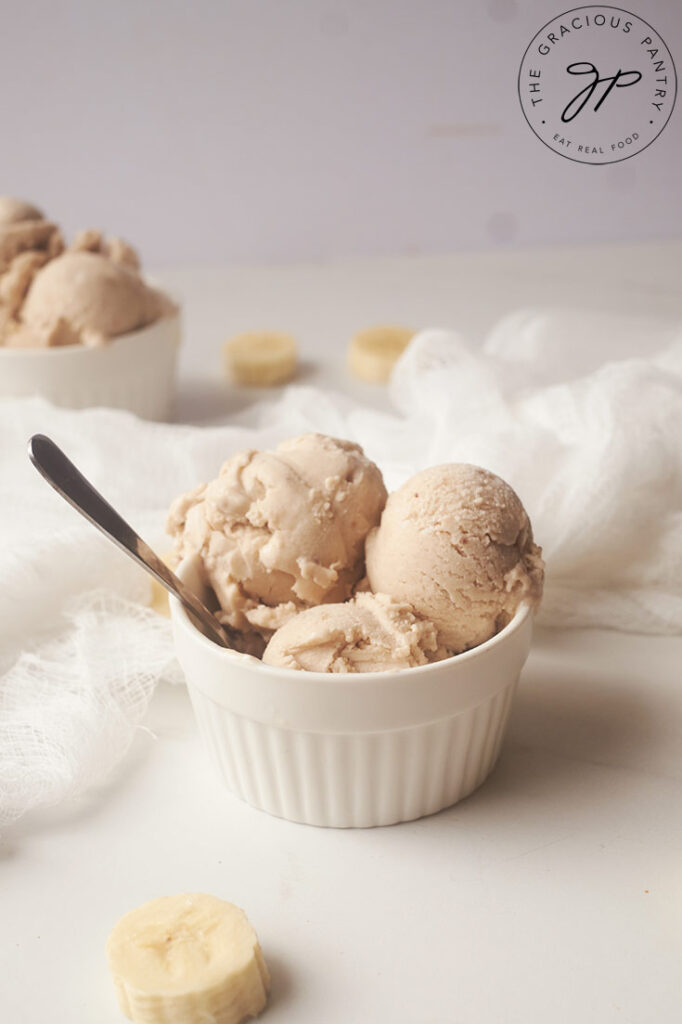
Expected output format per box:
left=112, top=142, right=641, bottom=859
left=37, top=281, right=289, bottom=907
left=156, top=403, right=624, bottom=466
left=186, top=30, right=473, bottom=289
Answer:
left=168, top=434, right=387, bottom=634
left=263, top=591, right=444, bottom=672
left=0, top=206, right=65, bottom=343
left=69, top=228, right=141, bottom=269
left=0, top=197, right=176, bottom=349
left=20, top=250, right=171, bottom=347
left=365, top=463, right=544, bottom=653
left=0, top=218, right=63, bottom=272
left=0, top=196, right=44, bottom=225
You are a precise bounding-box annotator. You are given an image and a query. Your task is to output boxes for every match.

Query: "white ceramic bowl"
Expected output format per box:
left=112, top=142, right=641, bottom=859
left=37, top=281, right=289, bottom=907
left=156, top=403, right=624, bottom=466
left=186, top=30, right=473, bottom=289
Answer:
left=170, top=554, right=534, bottom=828
left=0, top=312, right=181, bottom=420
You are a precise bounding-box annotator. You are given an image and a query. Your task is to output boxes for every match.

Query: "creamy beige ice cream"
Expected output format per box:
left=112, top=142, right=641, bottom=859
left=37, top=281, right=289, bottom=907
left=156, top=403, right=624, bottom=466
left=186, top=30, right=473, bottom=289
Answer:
left=366, top=463, right=544, bottom=653
left=263, top=591, right=444, bottom=672
left=0, top=198, right=64, bottom=342
left=18, top=251, right=171, bottom=348
left=0, top=219, right=63, bottom=274
left=0, top=196, right=44, bottom=225
left=69, top=228, right=140, bottom=270
left=0, top=196, right=174, bottom=348
left=168, top=434, right=387, bottom=636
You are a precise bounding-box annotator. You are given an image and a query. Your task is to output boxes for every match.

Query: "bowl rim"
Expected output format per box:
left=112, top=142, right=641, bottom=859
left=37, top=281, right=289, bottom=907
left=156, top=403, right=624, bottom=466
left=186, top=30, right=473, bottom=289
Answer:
left=0, top=308, right=180, bottom=359
left=170, top=553, right=535, bottom=686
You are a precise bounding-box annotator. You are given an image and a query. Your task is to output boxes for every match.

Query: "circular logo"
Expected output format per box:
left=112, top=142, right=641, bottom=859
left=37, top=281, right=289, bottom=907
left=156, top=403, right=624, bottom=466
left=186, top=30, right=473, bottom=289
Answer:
left=518, top=6, right=677, bottom=164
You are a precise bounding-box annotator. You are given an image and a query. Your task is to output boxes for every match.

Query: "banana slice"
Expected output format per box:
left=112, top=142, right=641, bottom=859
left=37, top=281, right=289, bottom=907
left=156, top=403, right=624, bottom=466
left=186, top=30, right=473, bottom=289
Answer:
left=149, top=551, right=179, bottom=618
left=223, top=331, right=298, bottom=386
left=347, top=325, right=416, bottom=383
left=107, top=893, right=270, bottom=1024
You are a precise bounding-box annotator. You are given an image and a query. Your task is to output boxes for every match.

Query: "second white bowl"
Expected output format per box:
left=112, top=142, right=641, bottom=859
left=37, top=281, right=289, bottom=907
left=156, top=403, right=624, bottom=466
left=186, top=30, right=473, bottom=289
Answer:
left=0, top=312, right=181, bottom=420
left=170, top=555, right=534, bottom=828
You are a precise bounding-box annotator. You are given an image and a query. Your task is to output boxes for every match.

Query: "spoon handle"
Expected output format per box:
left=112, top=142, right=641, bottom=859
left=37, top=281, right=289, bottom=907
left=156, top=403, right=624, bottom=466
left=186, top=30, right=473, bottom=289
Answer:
left=28, top=434, right=230, bottom=648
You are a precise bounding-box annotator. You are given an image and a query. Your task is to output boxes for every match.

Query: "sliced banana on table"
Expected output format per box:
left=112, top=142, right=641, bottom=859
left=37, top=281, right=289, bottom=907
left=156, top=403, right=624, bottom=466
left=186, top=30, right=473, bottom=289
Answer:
left=107, top=893, right=270, bottom=1024
left=223, top=330, right=298, bottom=386
left=149, top=551, right=179, bottom=618
left=347, top=324, right=416, bottom=383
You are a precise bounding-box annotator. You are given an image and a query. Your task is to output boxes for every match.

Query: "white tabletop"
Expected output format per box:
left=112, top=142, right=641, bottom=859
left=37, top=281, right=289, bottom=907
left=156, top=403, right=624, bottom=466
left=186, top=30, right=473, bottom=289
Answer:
left=2, top=243, right=682, bottom=1023
left=156, top=240, right=682, bottom=425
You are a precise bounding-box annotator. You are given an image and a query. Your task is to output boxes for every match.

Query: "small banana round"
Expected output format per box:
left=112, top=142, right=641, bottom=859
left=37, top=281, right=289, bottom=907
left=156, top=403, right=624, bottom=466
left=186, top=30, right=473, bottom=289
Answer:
left=148, top=550, right=178, bottom=618
left=347, top=325, right=416, bottom=383
left=223, top=331, right=298, bottom=386
left=107, top=893, right=270, bottom=1024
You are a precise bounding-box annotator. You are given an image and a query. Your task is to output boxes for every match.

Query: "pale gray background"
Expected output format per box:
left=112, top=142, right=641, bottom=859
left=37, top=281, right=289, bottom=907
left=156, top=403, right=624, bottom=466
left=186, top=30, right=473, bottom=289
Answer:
left=3, top=0, right=680, bottom=266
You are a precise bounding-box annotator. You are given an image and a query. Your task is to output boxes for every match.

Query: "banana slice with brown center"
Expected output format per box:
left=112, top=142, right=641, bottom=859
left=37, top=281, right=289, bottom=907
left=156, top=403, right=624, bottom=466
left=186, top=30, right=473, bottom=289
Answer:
left=107, top=893, right=270, bottom=1024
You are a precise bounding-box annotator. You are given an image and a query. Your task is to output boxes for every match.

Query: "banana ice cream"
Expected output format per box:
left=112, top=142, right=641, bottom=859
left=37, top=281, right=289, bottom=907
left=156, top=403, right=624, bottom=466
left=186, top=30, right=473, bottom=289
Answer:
left=168, top=434, right=387, bottom=636
left=263, top=591, right=445, bottom=672
left=0, top=196, right=44, bottom=224
left=17, top=250, right=171, bottom=348
left=366, top=463, right=544, bottom=653
left=0, top=197, right=63, bottom=335
left=168, top=435, right=543, bottom=669
left=0, top=195, right=174, bottom=348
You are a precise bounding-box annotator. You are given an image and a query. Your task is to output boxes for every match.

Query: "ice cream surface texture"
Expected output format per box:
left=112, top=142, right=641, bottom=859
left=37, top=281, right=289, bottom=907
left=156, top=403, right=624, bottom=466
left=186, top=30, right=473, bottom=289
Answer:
left=19, top=251, right=170, bottom=347
left=106, top=893, right=269, bottom=1024
left=263, top=591, right=445, bottom=672
left=167, top=434, right=387, bottom=634
left=0, top=196, right=44, bottom=225
left=366, top=463, right=544, bottom=653
left=0, top=195, right=174, bottom=348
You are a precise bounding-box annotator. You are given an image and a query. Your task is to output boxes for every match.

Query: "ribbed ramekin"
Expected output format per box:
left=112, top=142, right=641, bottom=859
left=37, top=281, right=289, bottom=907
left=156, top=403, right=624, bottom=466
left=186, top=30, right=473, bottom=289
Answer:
left=0, top=312, right=181, bottom=420
left=170, top=555, right=534, bottom=828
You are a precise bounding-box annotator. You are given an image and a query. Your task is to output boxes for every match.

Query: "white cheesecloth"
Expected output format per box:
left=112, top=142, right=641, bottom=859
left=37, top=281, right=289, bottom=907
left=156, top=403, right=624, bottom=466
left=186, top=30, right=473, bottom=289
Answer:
left=1, top=308, right=680, bottom=825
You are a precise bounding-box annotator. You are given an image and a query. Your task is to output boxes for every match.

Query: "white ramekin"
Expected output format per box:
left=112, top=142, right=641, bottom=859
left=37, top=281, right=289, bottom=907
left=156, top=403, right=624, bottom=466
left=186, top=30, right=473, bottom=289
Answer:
left=170, top=555, right=534, bottom=828
left=0, top=312, right=181, bottom=420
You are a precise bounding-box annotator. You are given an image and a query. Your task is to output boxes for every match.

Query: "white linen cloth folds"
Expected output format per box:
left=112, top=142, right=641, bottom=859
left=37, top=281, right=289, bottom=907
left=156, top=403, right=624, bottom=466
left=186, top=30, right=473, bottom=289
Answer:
left=1, top=308, right=680, bottom=826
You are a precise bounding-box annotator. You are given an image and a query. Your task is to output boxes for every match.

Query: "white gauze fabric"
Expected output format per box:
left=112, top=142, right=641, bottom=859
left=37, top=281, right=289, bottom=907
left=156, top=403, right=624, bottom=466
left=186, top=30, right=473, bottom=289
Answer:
left=1, top=306, right=680, bottom=825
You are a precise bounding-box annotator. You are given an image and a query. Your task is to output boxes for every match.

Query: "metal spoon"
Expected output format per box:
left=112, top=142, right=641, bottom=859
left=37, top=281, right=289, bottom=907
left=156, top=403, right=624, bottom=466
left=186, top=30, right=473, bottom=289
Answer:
left=28, top=433, right=231, bottom=648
